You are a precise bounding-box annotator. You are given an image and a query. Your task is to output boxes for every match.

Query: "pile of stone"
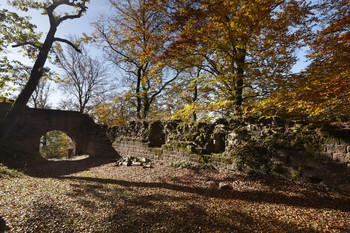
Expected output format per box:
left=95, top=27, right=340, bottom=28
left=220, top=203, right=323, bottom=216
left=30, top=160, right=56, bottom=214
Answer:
left=115, top=156, right=153, bottom=168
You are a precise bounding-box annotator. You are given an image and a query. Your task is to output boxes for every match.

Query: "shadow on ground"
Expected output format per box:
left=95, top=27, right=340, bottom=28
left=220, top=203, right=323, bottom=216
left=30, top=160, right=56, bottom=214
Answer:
left=2, top=156, right=349, bottom=232
left=57, top=174, right=349, bottom=232
left=59, top=174, right=350, bottom=213
left=21, top=156, right=116, bottom=178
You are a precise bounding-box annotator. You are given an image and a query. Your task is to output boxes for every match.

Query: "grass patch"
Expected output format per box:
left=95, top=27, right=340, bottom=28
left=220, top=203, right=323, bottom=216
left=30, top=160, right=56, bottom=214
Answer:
left=0, top=163, right=24, bottom=178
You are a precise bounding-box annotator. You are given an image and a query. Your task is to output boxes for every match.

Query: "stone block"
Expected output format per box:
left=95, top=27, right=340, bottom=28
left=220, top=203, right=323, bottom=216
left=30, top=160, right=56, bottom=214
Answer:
left=313, top=152, right=333, bottom=161
left=189, top=154, right=198, bottom=162
left=325, top=161, right=347, bottom=174
left=336, top=145, right=347, bottom=153
left=219, top=182, right=232, bottom=190
left=345, top=153, right=350, bottom=163
left=327, top=145, right=346, bottom=153
left=326, top=144, right=335, bottom=153
left=227, top=163, right=237, bottom=171
left=323, top=144, right=327, bottom=152
left=333, top=153, right=347, bottom=163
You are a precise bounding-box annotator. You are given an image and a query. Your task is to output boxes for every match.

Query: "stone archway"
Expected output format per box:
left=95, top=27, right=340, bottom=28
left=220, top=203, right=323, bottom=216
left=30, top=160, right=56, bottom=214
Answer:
left=0, top=102, right=119, bottom=159
left=39, top=130, right=74, bottom=158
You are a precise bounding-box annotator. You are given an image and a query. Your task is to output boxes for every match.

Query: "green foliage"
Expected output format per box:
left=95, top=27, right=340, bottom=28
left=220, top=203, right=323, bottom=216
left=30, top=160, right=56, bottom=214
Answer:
left=170, top=160, right=193, bottom=169
left=292, top=127, right=335, bottom=154
left=0, top=8, right=40, bottom=53
left=0, top=163, right=23, bottom=178
left=147, top=147, right=163, bottom=157
left=0, top=8, right=41, bottom=96
left=230, top=140, right=275, bottom=174
left=290, top=166, right=303, bottom=180
left=40, top=131, right=72, bottom=159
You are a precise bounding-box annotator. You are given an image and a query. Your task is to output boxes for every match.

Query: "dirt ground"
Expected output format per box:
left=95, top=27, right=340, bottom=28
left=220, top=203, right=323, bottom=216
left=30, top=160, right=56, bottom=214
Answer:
left=0, top=156, right=349, bottom=232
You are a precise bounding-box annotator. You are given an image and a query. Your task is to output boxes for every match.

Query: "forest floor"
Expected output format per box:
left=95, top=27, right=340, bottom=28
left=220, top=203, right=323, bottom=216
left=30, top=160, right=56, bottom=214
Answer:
left=0, top=156, right=349, bottom=232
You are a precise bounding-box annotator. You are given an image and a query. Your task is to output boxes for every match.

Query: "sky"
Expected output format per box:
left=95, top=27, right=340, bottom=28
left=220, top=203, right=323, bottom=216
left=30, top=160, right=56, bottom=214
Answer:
left=1, top=0, right=111, bottom=61
left=0, top=0, right=110, bottom=39
left=0, top=0, right=113, bottom=106
left=1, top=0, right=311, bottom=107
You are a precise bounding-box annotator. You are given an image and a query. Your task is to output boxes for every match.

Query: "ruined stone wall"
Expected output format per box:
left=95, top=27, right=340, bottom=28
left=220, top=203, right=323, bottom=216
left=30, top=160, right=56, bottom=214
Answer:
left=110, top=118, right=350, bottom=191
left=0, top=102, right=119, bottom=159
left=113, top=139, right=235, bottom=171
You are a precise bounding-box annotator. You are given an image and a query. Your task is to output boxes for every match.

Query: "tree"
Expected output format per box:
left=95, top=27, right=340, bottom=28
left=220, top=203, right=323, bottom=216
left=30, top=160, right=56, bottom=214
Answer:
left=159, top=0, right=313, bottom=117
left=0, top=8, right=41, bottom=95
left=91, top=91, right=135, bottom=126
left=0, top=0, right=89, bottom=146
left=55, top=37, right=111, bottom=113
left=3, top=60, right=55, bottom=108
left=90, top=0, right=181, bottom=120
left=303, top=0, right=350, bottom=118
left=251, top=0, right=349, bottom=120
left=29, top=79, right=52, bottom=109
left=40, top=130, right=71, bottom=158
left=161, top=67, right=217, bottom=121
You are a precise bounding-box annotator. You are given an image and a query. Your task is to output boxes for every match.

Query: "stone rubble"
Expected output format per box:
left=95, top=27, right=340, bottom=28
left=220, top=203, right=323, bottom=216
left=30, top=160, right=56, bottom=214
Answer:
left=115, top=156, right=153, bottom=168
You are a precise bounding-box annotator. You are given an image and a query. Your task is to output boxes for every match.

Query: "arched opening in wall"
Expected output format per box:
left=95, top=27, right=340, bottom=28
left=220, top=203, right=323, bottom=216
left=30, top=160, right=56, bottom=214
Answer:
left=39, top=130, right=75, bottom=159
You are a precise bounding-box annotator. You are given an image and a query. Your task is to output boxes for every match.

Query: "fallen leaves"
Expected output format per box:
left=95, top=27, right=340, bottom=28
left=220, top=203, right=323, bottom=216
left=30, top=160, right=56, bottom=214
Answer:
left=0, top=158, right=349, bottom=232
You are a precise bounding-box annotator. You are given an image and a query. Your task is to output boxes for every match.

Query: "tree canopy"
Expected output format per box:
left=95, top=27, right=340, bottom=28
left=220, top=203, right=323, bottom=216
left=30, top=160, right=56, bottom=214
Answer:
left=0, top=8, right=41, bottom=96
left=1, top=0, right=349, bottom=128
left=250, top=0, right=350, bottom=120
left=0, top=0, right=90, bottom=145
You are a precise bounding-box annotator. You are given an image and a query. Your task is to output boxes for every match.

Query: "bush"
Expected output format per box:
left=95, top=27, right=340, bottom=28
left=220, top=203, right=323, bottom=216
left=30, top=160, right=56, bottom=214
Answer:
left=230, top=140, right=275, bottom=174
left=0, top=163, right=23, bottom=178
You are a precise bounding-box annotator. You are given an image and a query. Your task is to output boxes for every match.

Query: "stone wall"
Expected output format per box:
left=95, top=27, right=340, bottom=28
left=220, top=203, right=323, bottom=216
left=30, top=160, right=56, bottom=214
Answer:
left=0, top=101, right=119, bottom=159
left=110, top=118, right=350, bottom=191
left=114, top=139, right=235, bottom=171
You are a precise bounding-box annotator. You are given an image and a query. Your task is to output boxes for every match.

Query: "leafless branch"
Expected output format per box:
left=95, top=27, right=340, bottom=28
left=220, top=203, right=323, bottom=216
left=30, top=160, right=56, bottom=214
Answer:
left=12, top=42, right=42, bottom=50
left=54, top=37, right=81, bottom=53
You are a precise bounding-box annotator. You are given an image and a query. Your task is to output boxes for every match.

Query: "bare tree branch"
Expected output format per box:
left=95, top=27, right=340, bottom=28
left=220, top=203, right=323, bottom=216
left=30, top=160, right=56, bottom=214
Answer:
left=54, top=37, right=81, bottom=53
left=45, top=0, right=88, bottom=27
left=12, top=42, right=42, bottom=50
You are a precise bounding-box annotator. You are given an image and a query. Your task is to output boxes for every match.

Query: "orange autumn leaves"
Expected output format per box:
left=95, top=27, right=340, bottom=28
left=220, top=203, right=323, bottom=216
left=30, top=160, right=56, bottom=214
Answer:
left=91, top=0, right=349, bottom=123
left=253, top=0, right=349, bottom=119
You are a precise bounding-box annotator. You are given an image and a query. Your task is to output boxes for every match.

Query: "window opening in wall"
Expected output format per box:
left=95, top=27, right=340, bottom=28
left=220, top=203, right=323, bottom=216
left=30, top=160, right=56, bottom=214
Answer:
left=40, top=130, right=73, bottom=159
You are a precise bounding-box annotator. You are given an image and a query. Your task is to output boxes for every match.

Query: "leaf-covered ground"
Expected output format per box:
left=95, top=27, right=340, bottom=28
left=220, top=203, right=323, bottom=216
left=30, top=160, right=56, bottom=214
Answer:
left=0, top=157, right=349, bottom=232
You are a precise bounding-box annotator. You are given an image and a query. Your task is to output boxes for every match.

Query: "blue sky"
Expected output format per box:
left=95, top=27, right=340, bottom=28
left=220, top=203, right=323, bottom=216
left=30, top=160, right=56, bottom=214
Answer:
left=1, top=0, right=310, bottom=107
left=1, top=0, right=311, bottom=68
left=1, top=0, right=113, bottom=106
left=0, top=0, right=110, bottom=35
left=1, top=0, right=111, bottom=61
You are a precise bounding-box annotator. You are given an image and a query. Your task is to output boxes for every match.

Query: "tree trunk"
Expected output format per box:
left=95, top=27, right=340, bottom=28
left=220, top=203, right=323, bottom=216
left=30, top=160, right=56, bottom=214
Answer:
left=192, top=80, right=198, bottom=122
left=136, top=67, right=142, bottom=119
left=143, top=102, right=150, bottom=119
left=0, top=27, right=56, bottom=145
left=143, top=92, right=150, bottom=119
left=233, top=51, right=246, bottom=114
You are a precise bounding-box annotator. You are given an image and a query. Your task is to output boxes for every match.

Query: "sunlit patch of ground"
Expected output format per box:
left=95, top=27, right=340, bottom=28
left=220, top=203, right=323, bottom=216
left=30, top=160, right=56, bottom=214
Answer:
left=47, top=154, right=90, bottom=161
left=0, top=157, right=349, bottom=232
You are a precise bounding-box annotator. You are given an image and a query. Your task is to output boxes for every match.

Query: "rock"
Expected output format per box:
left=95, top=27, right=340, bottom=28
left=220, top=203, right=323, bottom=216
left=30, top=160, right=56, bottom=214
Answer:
left=123, top=161, right=132, bottom=166
left=140, top=157, right=150, bottom=163
left=0, top=216, right=10, bottom=232
left=219, top=182, right=232, bottom=190
left=143, top=164, right=153, bottom=168
left=115, top=156, right=153, bottom=167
